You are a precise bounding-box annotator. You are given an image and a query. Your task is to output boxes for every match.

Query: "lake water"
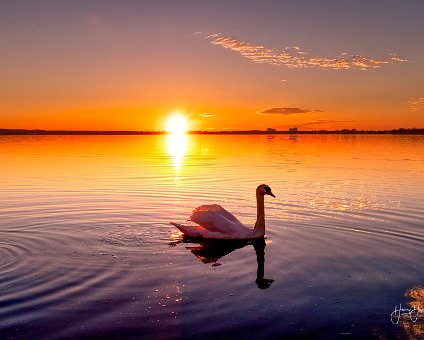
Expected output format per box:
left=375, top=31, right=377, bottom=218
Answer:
left=1, top=134, right=423, bottom=339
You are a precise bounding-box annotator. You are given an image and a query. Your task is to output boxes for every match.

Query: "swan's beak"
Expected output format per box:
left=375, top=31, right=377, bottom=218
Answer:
left=263, top=185, right=275, bottom=198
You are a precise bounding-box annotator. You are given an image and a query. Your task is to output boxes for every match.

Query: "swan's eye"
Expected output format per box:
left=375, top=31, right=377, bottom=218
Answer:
left=264, top=186, right=271, bottom=193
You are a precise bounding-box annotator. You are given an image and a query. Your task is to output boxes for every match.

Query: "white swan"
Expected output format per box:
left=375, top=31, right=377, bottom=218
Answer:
left=170, top=184, right=275, bottom=239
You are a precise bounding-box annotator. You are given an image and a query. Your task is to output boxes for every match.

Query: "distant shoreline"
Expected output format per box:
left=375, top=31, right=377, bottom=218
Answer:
left=1, top=128, right=424, bottom=135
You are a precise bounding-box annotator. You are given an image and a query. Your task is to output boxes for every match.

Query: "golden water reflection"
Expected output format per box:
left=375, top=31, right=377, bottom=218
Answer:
left=166, top=133, right=188, bottom=171
left=399, top=286, right=424, bottom=338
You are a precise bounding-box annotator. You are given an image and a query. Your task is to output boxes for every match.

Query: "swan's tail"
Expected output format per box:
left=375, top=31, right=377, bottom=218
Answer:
left=170, top=222, right=187, bottom=233
left=170, top=222, right=206, bottom=238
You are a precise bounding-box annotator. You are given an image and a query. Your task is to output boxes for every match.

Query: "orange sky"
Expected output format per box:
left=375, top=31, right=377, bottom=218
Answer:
left=1, top=1, right=423, bottom=131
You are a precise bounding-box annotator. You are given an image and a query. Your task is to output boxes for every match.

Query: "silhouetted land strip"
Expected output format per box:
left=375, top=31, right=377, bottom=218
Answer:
left=0, top=129, right=163, bottom=135
left=1, top=128, right=424, bottom=135
left=192, top=128, right=424, bottom=135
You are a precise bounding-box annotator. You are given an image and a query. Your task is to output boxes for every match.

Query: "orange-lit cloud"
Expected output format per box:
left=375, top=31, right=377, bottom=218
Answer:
left=207, top=34, right=408, bottom=70
left=199, top=113, right=216, bottom=118
left=408, top=97, right=424, bottom=111
left=259, top=107, right=321, bottom=115
left=296, top=119, right=354, bottom=128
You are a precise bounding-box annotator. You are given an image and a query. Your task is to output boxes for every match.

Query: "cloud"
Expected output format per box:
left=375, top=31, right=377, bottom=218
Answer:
left=259, top=107, right=319, bottom=115
left=199, top=113, right=215, bottom=118
left=205, top=34, right=408, bottom=70
left=408, top=97, right=424, bottom=111
left=206, top=33, right=222, bottom=39
left=296, top=119, right=354, bottom=127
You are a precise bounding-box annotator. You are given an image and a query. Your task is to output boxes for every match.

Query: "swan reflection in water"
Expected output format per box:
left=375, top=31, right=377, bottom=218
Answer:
left=171, top=237, right=274, bottom=289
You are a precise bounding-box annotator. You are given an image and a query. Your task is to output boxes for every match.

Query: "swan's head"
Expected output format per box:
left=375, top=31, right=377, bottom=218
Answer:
left=257, top=184, right=275, bottom=198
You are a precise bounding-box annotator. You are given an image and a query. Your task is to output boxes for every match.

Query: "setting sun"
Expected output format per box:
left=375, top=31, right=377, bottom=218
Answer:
left=166, top=113, right=189, bottom=134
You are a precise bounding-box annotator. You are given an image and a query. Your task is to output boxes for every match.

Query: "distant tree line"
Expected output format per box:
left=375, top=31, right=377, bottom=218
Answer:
left=0, top=129, right=164, bottom=135
left=1, top=128, right=424, bottom=135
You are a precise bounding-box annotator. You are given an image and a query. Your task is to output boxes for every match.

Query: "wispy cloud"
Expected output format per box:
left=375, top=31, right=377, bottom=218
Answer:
left=259, top=107, right=320, bottom=115
left=206, top=34, right=408, bottom=70
left=199, top=113, right=215, bottom=118
left=408, top=97, right=424, bottom=111
left=296, top=119, right=354, bottom=128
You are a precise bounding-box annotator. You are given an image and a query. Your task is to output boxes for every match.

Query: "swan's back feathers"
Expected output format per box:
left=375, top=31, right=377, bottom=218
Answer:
left=192, top=205, right=242, bottom=224
left=190, top=204, right=247, bottom=234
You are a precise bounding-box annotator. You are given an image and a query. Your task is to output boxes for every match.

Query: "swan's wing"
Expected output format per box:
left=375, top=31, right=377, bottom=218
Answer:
left=191, top=204, right=244, bottom=226
left=189, top=205, right=247, bottom=234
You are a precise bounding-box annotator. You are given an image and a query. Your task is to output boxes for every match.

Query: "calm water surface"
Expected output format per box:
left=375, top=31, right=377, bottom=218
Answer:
left=0, top=134, right=423, bottom=339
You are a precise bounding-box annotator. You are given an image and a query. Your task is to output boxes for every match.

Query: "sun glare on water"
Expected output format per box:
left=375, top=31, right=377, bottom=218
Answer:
left=165, top=113, right=189, bottom=170
left=166, top=113, right=189, bottom=135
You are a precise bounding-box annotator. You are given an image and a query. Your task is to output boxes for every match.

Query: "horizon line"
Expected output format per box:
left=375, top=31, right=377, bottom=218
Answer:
left=1, top=128, right=424, bottom=135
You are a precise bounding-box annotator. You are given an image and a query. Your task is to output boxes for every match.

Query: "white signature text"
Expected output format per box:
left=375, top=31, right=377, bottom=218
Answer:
left=391, top=303, right=423, bottom=324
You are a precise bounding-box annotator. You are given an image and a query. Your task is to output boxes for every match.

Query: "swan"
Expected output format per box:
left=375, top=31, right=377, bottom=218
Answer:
left=170, top=184, right=275, bottom=239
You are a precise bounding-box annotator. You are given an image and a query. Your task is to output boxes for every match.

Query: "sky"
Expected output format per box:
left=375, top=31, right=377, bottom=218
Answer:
left=1, top=0, right=423, bottom=131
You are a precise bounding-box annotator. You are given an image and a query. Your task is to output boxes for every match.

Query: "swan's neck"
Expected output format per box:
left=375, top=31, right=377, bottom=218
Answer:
left=254, top=193, right=265, bottom=238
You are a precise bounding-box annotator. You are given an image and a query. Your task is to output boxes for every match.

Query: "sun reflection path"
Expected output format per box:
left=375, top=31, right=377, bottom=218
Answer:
left=167, top=133, right=188, bottom=171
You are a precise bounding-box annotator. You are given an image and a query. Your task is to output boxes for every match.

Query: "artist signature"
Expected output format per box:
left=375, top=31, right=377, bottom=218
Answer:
left=391, top=303, right=423, bottom=324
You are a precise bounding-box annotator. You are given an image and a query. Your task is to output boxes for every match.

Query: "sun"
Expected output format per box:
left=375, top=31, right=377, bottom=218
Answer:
left=166, top=113, right=189, bottom=134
